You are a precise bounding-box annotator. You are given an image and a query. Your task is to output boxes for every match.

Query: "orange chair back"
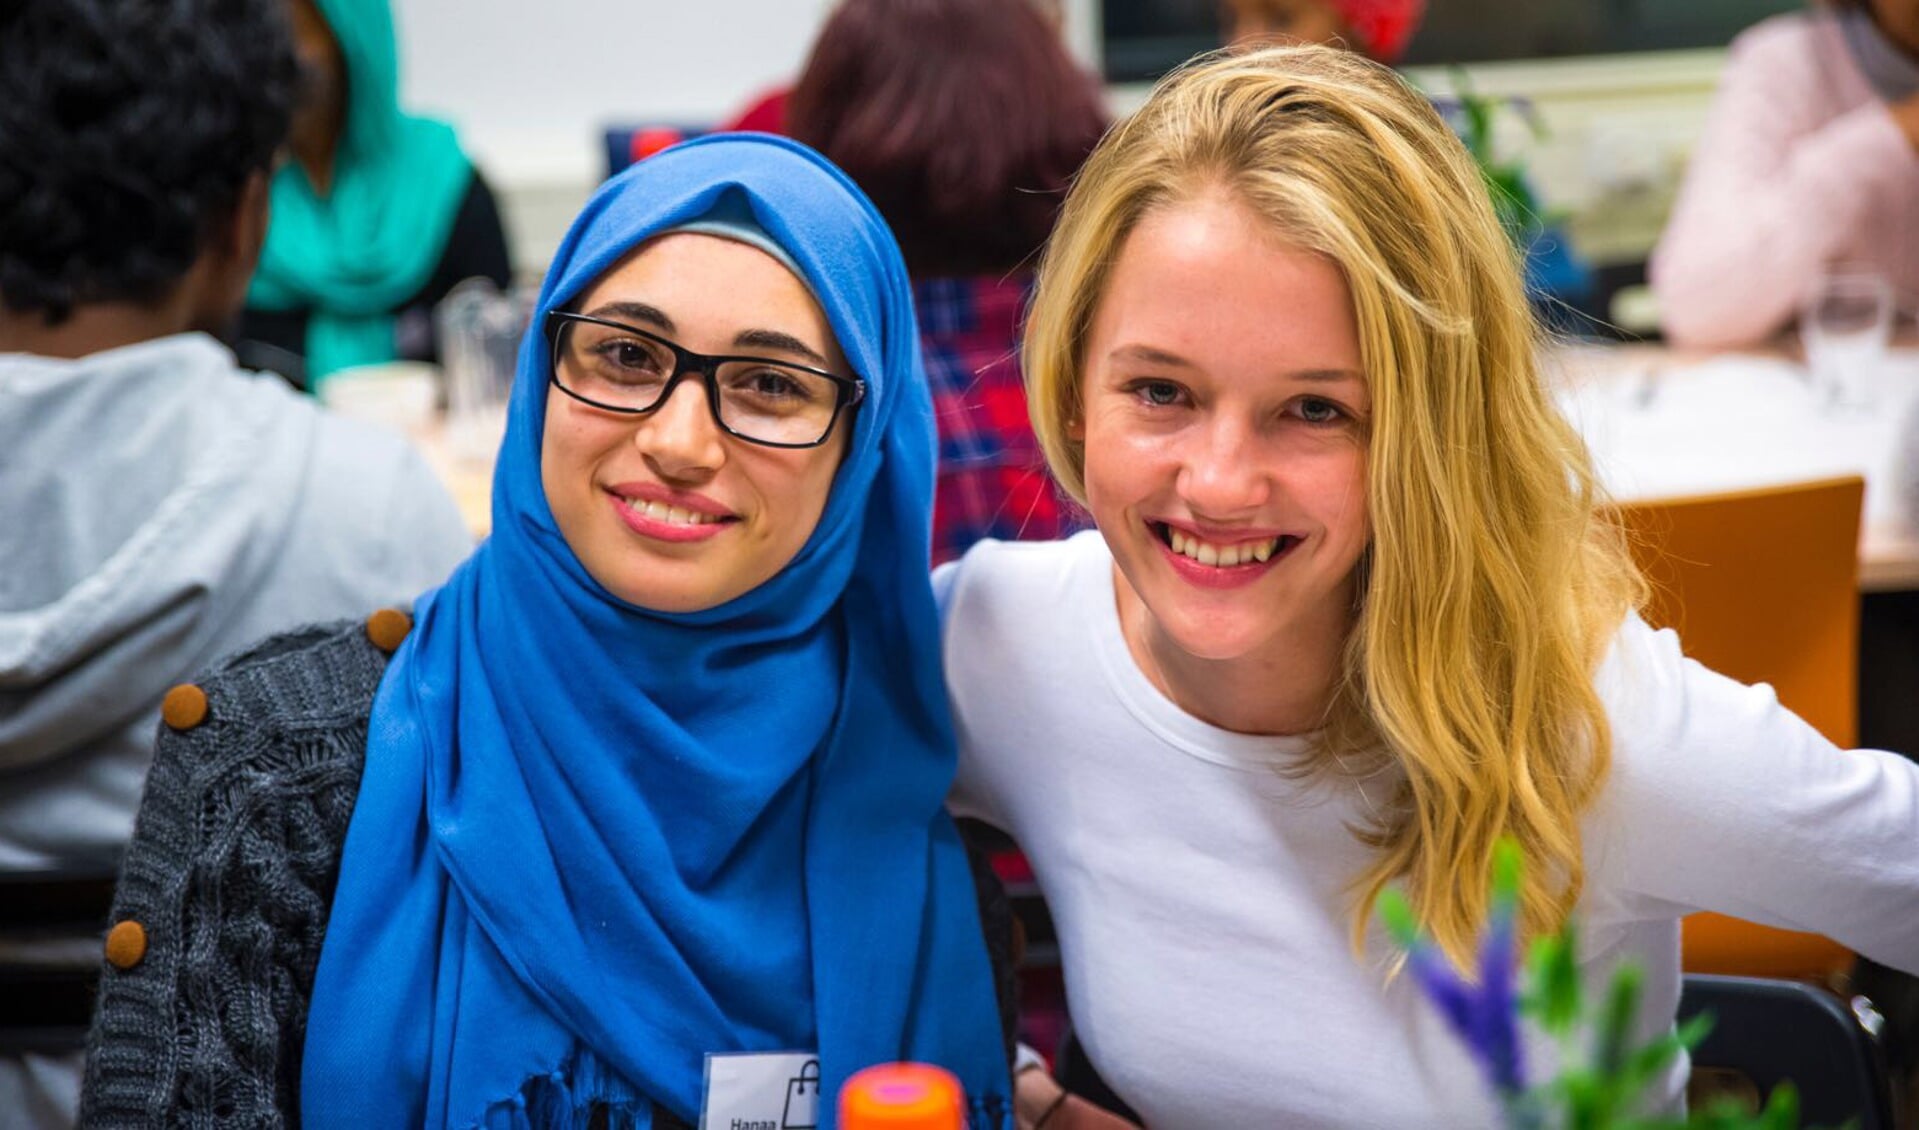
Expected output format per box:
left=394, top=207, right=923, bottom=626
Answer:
left=1615, top=476, right=1863, bottom=981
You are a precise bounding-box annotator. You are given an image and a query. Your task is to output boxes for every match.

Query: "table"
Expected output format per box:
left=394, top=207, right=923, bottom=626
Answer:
left=408, top=416, right=496, bottom=538
left=1549, top=343, right=1919, bottom=593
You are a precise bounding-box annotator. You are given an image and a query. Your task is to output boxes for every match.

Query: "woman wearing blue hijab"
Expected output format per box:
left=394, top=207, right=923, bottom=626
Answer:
left=80, top=134, right=1014, bottom=1129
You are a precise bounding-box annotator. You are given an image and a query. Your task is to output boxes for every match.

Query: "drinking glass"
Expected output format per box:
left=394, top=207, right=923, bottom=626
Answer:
left=1801, top=269, right=1893, bottom=412
left=437, top=277, right=533, bottom=462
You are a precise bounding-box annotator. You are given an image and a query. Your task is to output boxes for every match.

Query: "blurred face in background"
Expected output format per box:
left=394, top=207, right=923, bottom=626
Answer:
left=1867, top=0, right=1919, bottom=57
left=287, top=0, right=346, bottom=175
left=1222, top=0, right=1348, bottom=50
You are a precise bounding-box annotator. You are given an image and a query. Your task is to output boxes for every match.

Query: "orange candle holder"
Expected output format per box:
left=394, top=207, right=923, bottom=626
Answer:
left=838, top=1062, right=966, bottom=1129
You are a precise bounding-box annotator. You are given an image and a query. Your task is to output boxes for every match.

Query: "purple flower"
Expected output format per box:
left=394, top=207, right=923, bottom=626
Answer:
left=1375, top=841, right=1531, bottom=1124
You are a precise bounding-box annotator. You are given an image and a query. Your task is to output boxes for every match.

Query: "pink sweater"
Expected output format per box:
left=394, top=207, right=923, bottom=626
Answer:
left=1650, top=12, right=1919, bottom=348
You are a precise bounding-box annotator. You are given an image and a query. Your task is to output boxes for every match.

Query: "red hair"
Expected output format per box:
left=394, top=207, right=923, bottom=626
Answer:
left=787, top=0, right=1108, bottom=277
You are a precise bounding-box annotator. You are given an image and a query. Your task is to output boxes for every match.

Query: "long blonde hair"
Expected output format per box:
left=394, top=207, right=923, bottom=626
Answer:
left=1023, top=45, right=1645, bottom=967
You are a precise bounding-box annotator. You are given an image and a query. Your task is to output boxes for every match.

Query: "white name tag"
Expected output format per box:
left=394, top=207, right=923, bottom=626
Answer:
left=700, top=1051, right=822, bottom=1130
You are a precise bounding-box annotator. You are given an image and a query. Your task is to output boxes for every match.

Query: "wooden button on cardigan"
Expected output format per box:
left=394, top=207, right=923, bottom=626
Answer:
left=364, top=608, right=412, bottom=653
left=160, top=684, right=208, bottom=730
left=105, top=920, right=147, bottom=970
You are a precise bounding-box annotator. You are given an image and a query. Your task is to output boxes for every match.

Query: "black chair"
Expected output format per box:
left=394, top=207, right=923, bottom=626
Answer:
left=1681, top=973, right=1896, bottom=1130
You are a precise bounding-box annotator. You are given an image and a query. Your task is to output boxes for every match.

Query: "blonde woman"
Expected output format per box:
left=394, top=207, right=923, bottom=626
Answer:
left=938, top=45, right=1919, bottom=1127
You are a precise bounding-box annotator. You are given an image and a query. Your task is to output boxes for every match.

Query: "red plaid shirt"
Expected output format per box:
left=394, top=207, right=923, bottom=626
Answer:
left=916, top=274, right=1084, bottom=565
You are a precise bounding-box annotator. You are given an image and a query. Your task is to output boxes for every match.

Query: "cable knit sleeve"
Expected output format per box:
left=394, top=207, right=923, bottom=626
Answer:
left=1650, top=16, right=1919, bottom=348
left=79, top=621, right=388, bottom=1127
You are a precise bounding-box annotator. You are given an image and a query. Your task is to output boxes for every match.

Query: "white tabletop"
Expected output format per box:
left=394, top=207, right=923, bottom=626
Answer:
left=1549, top=342, right=1919, bottom=593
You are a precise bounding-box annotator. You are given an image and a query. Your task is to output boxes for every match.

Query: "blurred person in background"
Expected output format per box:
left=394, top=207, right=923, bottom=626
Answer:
left=787, top=0, right=1108, bottom=563
left=237, top=0, right=513, bottom=391
left=724, top=0, right=1069, bottom=137
left=0, top=0, right=471, bottom=1123
left=1221, top=0, right=1426, bottom=62
left=1651, top=0, right=1919, bottom=349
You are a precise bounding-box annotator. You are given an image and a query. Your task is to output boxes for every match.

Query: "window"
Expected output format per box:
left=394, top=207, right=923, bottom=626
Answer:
left=1101, top=0, right=1804, bottom=83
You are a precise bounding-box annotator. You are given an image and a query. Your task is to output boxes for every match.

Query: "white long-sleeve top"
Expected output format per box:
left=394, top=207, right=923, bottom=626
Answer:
left=1649, top=12, right=1919, bottom=348
left=940, top=532, right=1919, bottom=1128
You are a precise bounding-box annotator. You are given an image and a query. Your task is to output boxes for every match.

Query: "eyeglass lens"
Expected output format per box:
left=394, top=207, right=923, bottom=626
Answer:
left=554, top=320, right=843, bottom=446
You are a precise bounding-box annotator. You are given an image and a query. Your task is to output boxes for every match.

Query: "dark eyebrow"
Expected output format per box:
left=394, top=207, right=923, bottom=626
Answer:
left=578, top=301, right=832, bottom=369
left=582, top=301, right=674, bottom=334
left=733, top=328, right=831, bottom=369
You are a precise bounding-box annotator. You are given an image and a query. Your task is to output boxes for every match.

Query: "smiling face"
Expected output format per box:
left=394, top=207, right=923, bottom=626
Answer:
left=540, top=233, right=851, bottom=613
left=1078, top=188, right=1371, bottom=668
left=286, top=0, right=346, bottom=166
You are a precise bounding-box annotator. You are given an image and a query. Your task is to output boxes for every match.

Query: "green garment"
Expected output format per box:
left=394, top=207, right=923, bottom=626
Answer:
left=248, top=0, right=474, bottom=386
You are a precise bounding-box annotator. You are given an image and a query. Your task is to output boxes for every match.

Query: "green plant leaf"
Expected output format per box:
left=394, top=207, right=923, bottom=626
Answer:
left=1674, top=1012, right=1715, bottom=1052
left=1759, top=1083, right=1799, bottom=1129
left=1375, top=887, right=1421, bottom=949
left=1523, top=932, right=1581, bottom=1035
left=1492, top=836, right=1523, bottom=908
left=1595, top=964, right=1645, bottom=1076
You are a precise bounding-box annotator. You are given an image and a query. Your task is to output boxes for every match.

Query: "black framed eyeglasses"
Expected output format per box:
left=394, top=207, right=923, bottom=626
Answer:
left=544, top=310, right=866, bottom=449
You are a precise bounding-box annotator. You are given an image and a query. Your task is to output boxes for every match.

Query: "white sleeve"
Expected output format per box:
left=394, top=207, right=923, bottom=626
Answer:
left=1590, top=617, right=1919, bottom=973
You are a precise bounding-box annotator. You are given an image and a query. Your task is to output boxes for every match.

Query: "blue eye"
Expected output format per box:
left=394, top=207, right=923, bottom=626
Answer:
left=1130, top=379, right=1185, bottom=407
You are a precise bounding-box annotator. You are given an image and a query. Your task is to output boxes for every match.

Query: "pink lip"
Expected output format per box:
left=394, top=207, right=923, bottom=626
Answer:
left=1155, top=517, right=1291, bottom=543
left=1148, top=519, right=1297, bottom=591
left=606, top=482, right=737, bottom=544
left=609, top=481, right=735, bottom=518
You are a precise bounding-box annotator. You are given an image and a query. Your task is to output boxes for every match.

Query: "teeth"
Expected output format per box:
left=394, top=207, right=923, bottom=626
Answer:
left=1164, top=525, right=1281, bottom=568
left=626, top=498, right=720, bottom=525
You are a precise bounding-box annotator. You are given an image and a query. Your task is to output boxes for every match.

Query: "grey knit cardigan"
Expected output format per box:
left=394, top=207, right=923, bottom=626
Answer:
left=79, top=617, right=1015, bottom=1127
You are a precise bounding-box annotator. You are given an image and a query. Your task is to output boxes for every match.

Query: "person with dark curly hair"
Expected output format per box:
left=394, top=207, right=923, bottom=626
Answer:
left=785, top=0, right=1108, bottom=564
left=0, top=1, right=471, bottom=1121
left=236, top=0, right=513, bottom=390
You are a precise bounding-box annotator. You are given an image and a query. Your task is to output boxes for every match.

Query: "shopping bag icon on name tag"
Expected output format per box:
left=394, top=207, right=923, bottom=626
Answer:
left=781, top=1058, right=821, bottom=1130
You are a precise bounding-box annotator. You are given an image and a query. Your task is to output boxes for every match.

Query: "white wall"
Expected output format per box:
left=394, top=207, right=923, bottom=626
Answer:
left=390, top=0, right=1109, bottom=272
left=394, top=0, right=849, bottom=271
left=394, top=0, right=1720, bottom=280
left=397, top=0, right=840, bottom=184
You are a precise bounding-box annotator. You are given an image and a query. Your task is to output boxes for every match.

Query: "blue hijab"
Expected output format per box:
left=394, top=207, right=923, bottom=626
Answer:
left=301, top=135, right=1011, bottom=1129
